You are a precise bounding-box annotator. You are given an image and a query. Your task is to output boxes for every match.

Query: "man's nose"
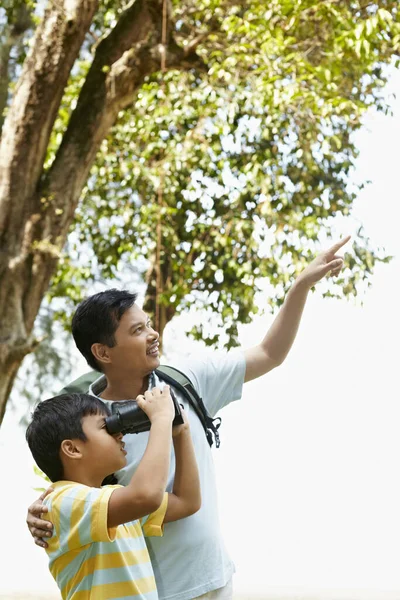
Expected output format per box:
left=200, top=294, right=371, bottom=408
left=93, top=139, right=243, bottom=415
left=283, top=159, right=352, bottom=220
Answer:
left=148, top=327, right=159, bottom=341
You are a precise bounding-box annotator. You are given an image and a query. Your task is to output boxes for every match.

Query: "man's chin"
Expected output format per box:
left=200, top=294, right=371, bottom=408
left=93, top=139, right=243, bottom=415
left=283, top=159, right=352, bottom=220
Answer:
left=147, top=354, right=160, bottom=368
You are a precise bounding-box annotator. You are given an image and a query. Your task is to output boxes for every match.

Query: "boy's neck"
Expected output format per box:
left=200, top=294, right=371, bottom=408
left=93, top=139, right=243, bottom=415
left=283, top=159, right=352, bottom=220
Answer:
left=61, top=468, right=105, bottom=488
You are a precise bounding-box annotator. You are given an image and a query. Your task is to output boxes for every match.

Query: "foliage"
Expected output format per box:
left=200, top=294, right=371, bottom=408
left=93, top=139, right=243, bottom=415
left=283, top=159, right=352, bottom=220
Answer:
left=48, top=0, right=400, bottom=347
left=0, top=0, right=36, bottom=128
left=2, top=0, right=399, bottom=393
left=11, top=304, right=77, bottom=415
left=33, top=464, right=50, bottom=493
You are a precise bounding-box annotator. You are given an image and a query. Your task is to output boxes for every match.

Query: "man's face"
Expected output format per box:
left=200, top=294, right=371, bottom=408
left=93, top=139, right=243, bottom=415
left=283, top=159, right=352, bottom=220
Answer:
left=105, top=304, right=160, bottom=375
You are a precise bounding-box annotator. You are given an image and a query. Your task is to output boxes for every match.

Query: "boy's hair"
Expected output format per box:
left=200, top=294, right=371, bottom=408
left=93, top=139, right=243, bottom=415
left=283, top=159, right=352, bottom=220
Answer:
left=26, top=393, right=110, bottom=483
left=72, top=289, right=138, bottom=371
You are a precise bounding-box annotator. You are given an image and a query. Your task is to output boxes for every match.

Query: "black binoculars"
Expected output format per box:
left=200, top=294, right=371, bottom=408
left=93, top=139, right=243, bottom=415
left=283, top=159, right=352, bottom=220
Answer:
left=105, top=390, right=184, bottom=435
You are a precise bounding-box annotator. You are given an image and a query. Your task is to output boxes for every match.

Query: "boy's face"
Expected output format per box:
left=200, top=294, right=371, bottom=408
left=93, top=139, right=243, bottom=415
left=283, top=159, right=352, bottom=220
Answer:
left=105, top=304, right=160, bottom=375
left=80, top=412, right=127, bottom=477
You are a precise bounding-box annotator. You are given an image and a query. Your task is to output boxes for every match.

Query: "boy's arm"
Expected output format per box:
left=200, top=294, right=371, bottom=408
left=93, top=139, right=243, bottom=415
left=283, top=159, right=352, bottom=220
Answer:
left=244, top=236, right=351, bottom=382
left=107, top=387, right=174, bottom=528
left=164, top=412, right=201, bottom=523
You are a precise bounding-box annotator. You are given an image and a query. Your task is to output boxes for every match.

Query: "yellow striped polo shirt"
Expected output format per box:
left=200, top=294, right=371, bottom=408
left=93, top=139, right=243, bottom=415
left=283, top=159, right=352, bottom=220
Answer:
left=43, top=481, right=167, bottom=600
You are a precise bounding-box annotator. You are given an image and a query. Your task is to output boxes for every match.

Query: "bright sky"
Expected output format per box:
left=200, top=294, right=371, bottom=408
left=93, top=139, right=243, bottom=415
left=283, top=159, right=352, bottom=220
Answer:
left=1, top=68, right=400, bottom=599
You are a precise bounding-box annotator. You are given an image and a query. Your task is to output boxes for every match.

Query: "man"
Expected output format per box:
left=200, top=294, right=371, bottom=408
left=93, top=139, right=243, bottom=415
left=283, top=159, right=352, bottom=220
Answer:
left=27, top=236, right=350, bottom=600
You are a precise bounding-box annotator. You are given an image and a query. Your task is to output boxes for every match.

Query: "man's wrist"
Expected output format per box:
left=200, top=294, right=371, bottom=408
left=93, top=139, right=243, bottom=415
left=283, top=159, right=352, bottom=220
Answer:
left=291, top=274, right=312, bottom=295
left=173, top=427, right=190, bottom=443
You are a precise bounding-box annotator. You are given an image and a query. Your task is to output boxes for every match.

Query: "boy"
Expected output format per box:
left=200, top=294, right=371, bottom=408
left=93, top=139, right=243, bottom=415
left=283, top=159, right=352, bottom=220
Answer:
left=26, top=386, right=200, bottom=600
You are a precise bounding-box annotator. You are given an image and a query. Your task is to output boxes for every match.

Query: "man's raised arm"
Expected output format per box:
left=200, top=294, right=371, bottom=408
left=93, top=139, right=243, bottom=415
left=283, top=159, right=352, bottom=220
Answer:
left=244, top=236, right=351, bottom=382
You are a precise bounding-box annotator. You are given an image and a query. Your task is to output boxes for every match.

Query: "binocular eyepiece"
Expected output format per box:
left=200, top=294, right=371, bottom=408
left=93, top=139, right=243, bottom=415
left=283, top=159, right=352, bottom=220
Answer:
left=105, top=390, right=184, bottom=435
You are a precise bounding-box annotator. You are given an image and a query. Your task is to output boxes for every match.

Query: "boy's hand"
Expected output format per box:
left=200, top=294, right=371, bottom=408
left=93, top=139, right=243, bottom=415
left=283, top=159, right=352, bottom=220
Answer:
left=172, top=406, right=189, bottom=438
left=136, top=386, right=174, bottom=424
left=296, top=235, right=351, bottom=289
left=26, top=487, right=54, bottom=548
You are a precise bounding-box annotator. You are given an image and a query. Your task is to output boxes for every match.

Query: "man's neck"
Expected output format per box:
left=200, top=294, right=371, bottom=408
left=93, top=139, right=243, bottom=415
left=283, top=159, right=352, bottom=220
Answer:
left=100, top=372, right=150, bottom=401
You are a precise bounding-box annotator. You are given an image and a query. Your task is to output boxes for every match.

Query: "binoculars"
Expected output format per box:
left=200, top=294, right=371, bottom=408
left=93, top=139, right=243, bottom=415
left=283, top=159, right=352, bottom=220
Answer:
left=105, top=390, right=184, bottom=435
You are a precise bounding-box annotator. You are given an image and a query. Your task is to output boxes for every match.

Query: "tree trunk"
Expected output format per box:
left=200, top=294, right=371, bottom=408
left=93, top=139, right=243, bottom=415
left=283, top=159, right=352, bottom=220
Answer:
left=0, top=352, right=32, bottom=424
left=0, top=0, right=99, bottom=423
left=0, top=0, right=205, bottom=425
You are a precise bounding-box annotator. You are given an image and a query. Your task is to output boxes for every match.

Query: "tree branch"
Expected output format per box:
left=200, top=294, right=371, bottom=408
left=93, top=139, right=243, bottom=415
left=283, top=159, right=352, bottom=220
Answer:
left=39, top=0, right=206, bottom=241
left=1, top=0, right=207, bottom=334
left=0, top=0, right=98, bottom=256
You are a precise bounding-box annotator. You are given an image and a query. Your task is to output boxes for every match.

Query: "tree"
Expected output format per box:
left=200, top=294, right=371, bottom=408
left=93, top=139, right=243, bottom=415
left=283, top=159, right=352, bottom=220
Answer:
left=0, top=0, right=399, bottom=425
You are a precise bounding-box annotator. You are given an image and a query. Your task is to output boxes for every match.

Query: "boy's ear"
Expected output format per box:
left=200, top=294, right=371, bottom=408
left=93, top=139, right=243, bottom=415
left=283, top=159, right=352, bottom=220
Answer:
left=91, top=343, right=112, bottom=366
left=60, top=439, right=84, bottom=460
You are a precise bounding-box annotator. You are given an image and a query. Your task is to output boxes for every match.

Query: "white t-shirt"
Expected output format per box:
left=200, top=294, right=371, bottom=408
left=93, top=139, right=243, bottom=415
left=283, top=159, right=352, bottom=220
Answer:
left=89, top=350, right=246, bottom=600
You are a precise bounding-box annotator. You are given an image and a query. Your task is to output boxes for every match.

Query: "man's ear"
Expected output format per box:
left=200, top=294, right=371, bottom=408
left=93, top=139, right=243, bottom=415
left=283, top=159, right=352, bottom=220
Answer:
left=91, top=343, right=112, bottom=366
left=60, top=439, right=84, bottom=460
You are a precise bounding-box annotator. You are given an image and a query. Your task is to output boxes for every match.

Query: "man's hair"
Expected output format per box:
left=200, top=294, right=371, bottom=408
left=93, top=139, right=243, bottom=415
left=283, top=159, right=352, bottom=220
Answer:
left=26, top=393, right=110, bottom=482
left=72, top=289, right=138, bottom=371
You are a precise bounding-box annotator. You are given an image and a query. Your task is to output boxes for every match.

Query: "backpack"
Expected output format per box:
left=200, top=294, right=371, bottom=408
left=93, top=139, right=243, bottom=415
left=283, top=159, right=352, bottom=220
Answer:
left=59, top=365, right=222, bottom=448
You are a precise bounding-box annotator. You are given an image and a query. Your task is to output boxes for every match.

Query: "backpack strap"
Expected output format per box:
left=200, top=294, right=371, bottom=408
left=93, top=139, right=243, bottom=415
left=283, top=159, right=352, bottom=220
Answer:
left=155, top=365, right=221, bottom=448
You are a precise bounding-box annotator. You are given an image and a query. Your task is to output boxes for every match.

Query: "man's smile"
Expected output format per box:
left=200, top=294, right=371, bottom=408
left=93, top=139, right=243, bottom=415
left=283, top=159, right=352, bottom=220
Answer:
left=147, top=342, right=159, bottom=356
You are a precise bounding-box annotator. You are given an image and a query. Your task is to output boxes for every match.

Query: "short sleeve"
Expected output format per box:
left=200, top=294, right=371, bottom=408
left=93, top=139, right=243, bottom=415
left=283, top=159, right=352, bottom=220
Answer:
left=141, top=492, right=168, bottom=537
left=47, top=483, right=122, bottom=552
left=171, top=350, right=246, bottom=417
left=96, top=485, right=122, bottom=542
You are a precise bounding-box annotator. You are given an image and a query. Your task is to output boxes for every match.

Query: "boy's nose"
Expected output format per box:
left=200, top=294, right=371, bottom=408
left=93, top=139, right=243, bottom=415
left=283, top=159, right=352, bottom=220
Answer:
left=114, top=431, right=123, bottom=442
